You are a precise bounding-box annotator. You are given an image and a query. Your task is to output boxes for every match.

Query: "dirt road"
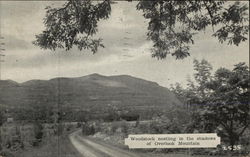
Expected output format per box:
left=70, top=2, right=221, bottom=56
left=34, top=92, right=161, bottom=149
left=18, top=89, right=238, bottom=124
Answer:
left=69, top=130, right=149, bottom=157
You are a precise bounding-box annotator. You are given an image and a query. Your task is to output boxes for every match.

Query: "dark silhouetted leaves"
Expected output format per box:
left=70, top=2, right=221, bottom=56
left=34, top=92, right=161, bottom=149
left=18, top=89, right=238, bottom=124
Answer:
left=33, top=0, right=111, bottom=53
left=171, top=60, right=249, bottom=148
left=34, top=0, right=248, bottom=59
left=137, top=1, right=248, bottom=59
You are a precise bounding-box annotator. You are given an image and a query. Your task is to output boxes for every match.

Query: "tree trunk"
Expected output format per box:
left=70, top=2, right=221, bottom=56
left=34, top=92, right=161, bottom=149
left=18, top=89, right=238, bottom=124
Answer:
left=229, top=136, right=235, bottom=151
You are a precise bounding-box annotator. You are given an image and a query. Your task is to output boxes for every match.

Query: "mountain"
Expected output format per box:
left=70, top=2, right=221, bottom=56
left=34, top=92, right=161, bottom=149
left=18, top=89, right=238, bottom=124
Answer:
left=0, top=74, right=182, bottom=118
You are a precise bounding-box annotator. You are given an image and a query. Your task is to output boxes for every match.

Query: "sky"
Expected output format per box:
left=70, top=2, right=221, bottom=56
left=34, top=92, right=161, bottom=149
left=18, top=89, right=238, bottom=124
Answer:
left=0, top=1, right=249, bottom=88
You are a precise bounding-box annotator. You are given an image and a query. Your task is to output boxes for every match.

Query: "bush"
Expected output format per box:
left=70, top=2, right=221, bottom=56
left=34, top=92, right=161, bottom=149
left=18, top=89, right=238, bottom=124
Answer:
left=76, top=122, right=82, bottom=128
left=66, top=124, right=73, bottom=132
left=82, top=123, right=95, bottom=135
left=0, top=150, right=15, bottom=157
left=53, top=123, right=64, bottom=136
left=2, top=126, right=24, bottom=151
left=109, top=121, right=129, bottom=135
left=33, top=122, right=43, bottom=146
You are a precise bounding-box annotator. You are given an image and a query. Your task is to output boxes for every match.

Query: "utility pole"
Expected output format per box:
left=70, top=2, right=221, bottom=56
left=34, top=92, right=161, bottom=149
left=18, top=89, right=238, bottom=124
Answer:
left=0, top=36, right=5, bottom=80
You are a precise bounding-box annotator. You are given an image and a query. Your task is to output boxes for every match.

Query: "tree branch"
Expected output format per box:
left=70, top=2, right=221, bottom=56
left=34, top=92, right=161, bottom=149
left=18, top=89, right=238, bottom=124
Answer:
left=238, top=124, right=249, bottom=136
left=203, top=1, right=215, bottom=31
left=72, top=0, right=80, bottom=20
left=50, top=0, right=71, bottom=17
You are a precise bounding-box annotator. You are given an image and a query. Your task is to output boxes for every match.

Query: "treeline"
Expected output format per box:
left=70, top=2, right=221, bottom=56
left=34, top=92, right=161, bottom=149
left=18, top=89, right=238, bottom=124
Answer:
left=0, top=104, right=146, bottom=124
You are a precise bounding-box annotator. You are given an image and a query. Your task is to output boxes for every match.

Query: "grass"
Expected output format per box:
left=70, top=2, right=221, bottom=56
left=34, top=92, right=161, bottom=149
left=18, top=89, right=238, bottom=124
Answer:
left=13, top=134, right=82, bottom=157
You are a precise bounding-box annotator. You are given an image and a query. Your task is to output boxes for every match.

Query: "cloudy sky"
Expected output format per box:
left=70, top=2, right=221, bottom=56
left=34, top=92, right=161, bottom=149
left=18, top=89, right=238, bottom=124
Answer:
left=0, top=1, right=249, bottom=87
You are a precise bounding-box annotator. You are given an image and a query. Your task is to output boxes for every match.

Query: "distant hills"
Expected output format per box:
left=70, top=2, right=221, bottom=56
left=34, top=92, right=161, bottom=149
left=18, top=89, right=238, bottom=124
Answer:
left=0, top=74, right=182, bottom=118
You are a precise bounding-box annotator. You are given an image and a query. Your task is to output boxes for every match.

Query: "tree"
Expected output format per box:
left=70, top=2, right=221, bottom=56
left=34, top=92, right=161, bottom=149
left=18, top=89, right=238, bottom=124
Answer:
left=192, top=59, right=213, bottom=100
left=0, top=108, right=7, bottom=151
left=170, top=82, right=186, bottom=103
left=33, top=122, right=44, bottom=146
left=137, top=1, right=248, bottom=59
left=170, top=59, right=214, bottom=133
left=0, top=110, right=4, bottom=151
left=33, top=0, right=111, bottom=53
left=34, top=0, right=248, bottom=59
left=170, top=60, right=249, bottom=149
left=202, top=63, right=250, bottom=150
left=170, top=59, right=213, bottom=106
left=0, top=110, right=4, bottom=126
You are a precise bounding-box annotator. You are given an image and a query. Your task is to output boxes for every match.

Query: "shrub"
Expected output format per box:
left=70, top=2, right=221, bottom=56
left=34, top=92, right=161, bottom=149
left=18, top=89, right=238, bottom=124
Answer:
left=0, top=150, right=15, bottom=157
left=53, top=123, right=64, bottom=136
left=33, top=122, right=43, bottom=146
left=82, top=123, right=95, bottom=135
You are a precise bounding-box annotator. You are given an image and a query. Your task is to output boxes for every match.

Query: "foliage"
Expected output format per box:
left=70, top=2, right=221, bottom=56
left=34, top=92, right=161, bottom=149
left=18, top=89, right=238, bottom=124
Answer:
left=34, top=0, right=249, bottom=59
left=171, top=60, right=250, bottom=150
left=170, top=83, right=186, bottom=103
left=149, top=115, right=181, bottom=134
left=0, top=109, right=5, bottom=126
left=0, top=150, right=15, bottom=157
left=191, top=59, right=213, bottom=102
left=13, top=135, right=82, bottom=157
left=137, top=1, right=248, bottom=59
left=82, top=122, right=95, bottom=135
left=203, top=63, right=250, bottom=150
left=0, top=108, right=6, bottom=151
left=103, top=104, right=121, bottom=122
left=33, top=0, right=112, bottom=53
left=145, top=106, right=191, bottom=134
left=170, top=59, right=213, bottom=105
left=33, top=122, right=44, bottom=146
left=53, top=123, right=65, bottom=136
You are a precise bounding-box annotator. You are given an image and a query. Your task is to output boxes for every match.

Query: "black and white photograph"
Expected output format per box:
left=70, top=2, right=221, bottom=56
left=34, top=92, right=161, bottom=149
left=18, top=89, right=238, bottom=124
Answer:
left=0, top=0, right=249, bottom=157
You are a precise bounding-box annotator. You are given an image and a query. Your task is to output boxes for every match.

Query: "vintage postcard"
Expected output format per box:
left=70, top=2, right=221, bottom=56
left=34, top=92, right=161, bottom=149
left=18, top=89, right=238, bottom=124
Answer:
left=0, top=1, right=249, bottom=157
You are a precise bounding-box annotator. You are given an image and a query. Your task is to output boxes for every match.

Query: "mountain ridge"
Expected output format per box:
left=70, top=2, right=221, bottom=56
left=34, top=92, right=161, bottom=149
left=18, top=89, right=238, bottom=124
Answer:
left=0, top=74, right=182, bottom=118
left=1, top=73, right=161, bottom=87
